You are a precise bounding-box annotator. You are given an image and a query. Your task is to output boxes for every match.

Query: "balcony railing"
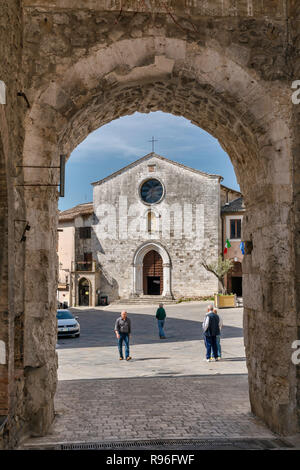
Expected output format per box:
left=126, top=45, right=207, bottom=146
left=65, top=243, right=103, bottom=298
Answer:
left=72, top=260, right=96, bottom=272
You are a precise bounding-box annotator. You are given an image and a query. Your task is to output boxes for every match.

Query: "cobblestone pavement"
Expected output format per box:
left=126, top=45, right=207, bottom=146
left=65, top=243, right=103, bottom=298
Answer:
left=56, top=301, right=246, bottom=380
left=21, top=302, right=277, bottom=448
left=25, top=375, right=273, bottom=447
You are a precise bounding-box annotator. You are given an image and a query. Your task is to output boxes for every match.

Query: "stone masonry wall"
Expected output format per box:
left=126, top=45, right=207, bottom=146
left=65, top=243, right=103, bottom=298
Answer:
left=0, top=0, right=26, bottom=449
left=290, top=10, right=300, bottom=432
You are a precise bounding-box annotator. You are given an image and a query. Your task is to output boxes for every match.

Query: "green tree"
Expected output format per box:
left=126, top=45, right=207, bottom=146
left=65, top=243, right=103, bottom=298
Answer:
left=201, top=256, right=234, bottom=294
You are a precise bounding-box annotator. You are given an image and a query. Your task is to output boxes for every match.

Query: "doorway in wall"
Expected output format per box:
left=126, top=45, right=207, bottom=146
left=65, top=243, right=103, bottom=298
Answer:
left=143, top=250, right=163, bottom=295
left=79, top=278, right=90, bottom=306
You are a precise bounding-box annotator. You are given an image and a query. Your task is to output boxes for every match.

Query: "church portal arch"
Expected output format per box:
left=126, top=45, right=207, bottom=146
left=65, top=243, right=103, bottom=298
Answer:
left=132, top=242, right=172, bottom=298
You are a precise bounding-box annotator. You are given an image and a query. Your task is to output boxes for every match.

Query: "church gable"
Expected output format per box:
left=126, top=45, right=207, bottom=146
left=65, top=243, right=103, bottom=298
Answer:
left=91, top=153, right=222, bottom=189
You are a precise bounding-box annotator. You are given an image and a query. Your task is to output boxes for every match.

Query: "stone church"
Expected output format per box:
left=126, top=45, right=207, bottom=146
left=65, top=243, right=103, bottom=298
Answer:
left=57, top=153, right=242, bottom=306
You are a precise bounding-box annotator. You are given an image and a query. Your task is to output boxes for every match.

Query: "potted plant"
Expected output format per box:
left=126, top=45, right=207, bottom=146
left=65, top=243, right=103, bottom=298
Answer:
left=201, top=256, right=236, bottom=308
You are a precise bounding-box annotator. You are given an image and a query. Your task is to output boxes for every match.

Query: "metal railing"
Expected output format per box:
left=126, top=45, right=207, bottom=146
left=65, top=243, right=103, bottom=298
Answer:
left=72, top=260, right=96, bottom=272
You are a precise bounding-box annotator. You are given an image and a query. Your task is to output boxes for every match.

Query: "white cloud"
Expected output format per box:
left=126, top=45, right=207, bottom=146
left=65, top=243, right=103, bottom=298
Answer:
left=60, top=111, right=240, bottom=211
left=70, top=111, right=216, bottom=163
left=72, top=132, right=144, bottom=159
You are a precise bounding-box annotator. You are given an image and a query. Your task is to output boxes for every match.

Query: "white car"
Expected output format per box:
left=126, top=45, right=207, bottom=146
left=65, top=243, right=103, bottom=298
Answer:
left=57, top=309, right=80, bottom=338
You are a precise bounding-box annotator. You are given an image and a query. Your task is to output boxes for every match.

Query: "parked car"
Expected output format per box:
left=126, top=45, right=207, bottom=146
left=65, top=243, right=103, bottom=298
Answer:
left=57, top=309, right=80, bottom=338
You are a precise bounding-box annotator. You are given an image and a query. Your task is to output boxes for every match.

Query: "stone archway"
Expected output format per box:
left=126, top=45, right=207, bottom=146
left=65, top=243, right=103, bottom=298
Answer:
left=21, top=37, right=298, bottom=435
left=132, top=242, right=172, bottom=298
left=2, top=3, right=297, bottom=443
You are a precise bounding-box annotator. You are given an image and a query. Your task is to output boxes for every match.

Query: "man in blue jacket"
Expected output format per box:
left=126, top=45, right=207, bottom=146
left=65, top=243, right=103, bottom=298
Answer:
left=203, top=305, right=221, bottom=362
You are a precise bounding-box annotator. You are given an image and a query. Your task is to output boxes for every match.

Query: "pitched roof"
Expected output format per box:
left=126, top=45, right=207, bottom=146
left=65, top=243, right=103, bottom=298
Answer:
left=58, top=202, right=93, bottom=222
left=221, top=197, right=245, bottom=213
left=220, top=183, right=242, bottom=196
left=91, top=152, right=224, bottom=186
left=58, top=155, right=243, bottom=220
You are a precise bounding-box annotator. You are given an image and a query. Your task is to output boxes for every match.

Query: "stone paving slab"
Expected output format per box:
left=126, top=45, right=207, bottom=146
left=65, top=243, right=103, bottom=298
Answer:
left=21, top=374, right=274, bottom=448
left=20, top=302, right=278, bottom=449
left=57, top=338, right=247, bottom=381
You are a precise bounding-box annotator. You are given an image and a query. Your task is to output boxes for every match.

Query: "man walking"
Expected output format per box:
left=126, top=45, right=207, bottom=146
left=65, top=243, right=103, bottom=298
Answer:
left=114, top=310, right=132, bottom=361
left=156, top=303, right=166, bottom=339
left=203, top=305, right=221, bottom=362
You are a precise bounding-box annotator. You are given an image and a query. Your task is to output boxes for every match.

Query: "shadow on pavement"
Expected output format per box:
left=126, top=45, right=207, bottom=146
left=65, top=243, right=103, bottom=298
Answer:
left=221, top=357, right=246, bottom=362
left=57, top=309, right=243, bottom=350
left=131, top=357, right=170, bottom=361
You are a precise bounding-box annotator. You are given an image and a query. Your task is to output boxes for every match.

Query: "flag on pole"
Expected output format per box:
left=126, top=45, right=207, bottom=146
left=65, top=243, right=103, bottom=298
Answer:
left=224, top=238, right=231, bottom=254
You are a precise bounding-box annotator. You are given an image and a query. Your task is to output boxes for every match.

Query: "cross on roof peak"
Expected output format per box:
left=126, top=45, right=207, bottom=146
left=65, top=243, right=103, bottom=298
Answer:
left=148, top=136, right=158, bottom=153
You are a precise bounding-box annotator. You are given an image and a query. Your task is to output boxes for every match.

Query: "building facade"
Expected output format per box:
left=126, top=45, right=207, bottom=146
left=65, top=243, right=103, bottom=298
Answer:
left=57, top=153, right=243, bottom=306
left=221, top=195, right=245, bottom=296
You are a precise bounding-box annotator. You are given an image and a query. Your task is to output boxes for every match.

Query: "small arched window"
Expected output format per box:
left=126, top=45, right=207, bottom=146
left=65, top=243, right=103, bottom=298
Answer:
left=147, top=210, right=157, bottom=234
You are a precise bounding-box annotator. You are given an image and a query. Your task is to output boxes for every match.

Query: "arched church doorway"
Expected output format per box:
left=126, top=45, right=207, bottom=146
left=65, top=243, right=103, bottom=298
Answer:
left=78, top=278, right=90, bottom=306
left=143, top=250, right=163, bottom=295
left=132, top=242, right=172, bottom=298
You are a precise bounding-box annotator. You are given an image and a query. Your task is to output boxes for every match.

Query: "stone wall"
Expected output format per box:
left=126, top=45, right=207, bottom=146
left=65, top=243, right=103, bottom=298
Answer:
left=290, top=12, right=300, bottom=432
left=21, top=0, right=291, bottom=18
left=0, top=129, right=8, bottom=419
left=0, top=0, right=26, bottom=449
left=1, top=1, right=57, bottom=447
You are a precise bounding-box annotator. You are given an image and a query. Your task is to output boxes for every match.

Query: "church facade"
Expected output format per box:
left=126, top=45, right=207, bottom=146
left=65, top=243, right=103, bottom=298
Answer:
left=57, top=153, right=242, bottom=306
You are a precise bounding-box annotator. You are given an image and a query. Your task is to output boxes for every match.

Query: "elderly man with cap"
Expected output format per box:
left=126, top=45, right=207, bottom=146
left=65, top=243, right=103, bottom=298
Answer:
left=114, top=310, right=132, bottom=361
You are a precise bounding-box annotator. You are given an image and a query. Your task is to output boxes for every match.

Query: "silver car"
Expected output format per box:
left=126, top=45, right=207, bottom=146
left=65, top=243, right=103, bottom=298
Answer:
left=57, top=309, right=80, bottom=338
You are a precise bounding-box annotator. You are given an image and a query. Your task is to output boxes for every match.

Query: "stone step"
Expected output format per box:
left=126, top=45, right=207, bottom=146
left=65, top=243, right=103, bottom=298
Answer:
left=111, top=296, right=177, bottom=305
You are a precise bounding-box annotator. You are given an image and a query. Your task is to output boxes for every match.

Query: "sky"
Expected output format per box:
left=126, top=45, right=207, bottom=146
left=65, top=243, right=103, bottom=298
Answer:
left=58, top=111, right=239, bottom=211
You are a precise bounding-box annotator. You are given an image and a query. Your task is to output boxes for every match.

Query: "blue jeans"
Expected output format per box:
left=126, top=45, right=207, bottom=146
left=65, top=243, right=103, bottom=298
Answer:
left=118, top=333, right=130, bottom=359
left=204, top=335, right=221, bottom=358
left=216, top=335, right=221, bottom=358
left=205, top=335, right=218, bottom=360
left=157, top=319, right=165, bottom=338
